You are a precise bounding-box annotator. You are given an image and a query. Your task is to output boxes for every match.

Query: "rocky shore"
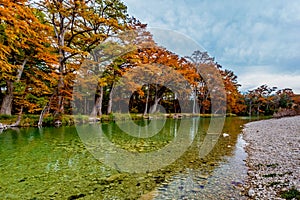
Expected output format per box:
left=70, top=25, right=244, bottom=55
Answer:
left=243, top=116, right=300, bottom=199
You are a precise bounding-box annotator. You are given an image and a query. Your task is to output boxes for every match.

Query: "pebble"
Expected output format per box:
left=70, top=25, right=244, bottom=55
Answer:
left=243, top=116, right=300, bottom=199
left=248, top=189, right=255, bottom=197
left=198, top=174, right=209, bottom=179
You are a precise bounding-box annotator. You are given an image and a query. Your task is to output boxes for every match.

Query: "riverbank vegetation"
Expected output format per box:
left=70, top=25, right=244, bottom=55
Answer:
left=1, top=0, right=299, bottom=127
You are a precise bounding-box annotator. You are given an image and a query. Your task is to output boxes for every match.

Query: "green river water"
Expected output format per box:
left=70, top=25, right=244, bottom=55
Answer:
left=0, top=117, right=253, bottom=199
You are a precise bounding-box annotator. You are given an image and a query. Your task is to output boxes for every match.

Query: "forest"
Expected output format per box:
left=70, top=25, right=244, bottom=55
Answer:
left=0, top=0, right=299, bottom=126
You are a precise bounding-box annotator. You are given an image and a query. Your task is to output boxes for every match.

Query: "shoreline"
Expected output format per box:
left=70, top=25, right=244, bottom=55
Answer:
left=0, top=113, right=238, bottom=129
left=242, top=116, right=300, bottom=199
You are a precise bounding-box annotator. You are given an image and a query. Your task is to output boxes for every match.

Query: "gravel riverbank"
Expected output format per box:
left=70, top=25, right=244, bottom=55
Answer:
left=243, top=116, right=300, bottom=199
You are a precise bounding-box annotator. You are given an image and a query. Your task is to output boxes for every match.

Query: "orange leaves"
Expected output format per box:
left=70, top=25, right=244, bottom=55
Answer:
left=0, top=0, right=58, bottom=114
left=36, top=0, right=129, bottom=113
left=0, top=0, right=57, bottom=74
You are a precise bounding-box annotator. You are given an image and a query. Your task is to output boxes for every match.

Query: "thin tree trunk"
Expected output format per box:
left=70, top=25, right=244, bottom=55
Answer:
left=107, top=84, right=114, bottom=114
left=56, top=75, right=65, bottom=115
left=91, top=86, right=103, bottom=116
left=84, top=97, right=87, bottom=114
left=193, top=87, right=197, bottom=114
left=0, top=59, right=27, bottom=115
left=150, top=97, right=161, bottom=114
left=38, top=94, right=54, bottom=127
left=149, top=84, right=159, bottom=114
left=249, top=101, right=252, bottom=117
left=56, top=18, right=66, bottom=116
left=143, top=84, right=150, bottom=115
left=38, top=105, right=48, bottom=127
left=10, top=106, right=23, bottom=127
left=0, top=81, right=14, bottom=115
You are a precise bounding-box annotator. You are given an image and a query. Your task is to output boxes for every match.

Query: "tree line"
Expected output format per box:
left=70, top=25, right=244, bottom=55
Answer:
left=0, top=0, right=298, bottom=126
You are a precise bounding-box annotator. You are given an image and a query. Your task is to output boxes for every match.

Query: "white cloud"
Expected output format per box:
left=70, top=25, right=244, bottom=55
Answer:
left=148, top=28, right=205, bottom=57
left=123, top=0, right=300, bottom=93
left=238, top=69, right=300, bottom=94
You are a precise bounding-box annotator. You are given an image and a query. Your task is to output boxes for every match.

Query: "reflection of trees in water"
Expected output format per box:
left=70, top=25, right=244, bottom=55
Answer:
left=0, top=117, right=250, bottom=199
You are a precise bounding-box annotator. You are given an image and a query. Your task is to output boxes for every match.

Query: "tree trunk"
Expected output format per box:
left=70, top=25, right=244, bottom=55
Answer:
left=38, top=105, right=48, bottom=127
left=55, top=20, right=66, bottom=117
left=107, top=84, right=114, bottom=114
left=149, top=84, right=159, bottom=114
left=0, top=80, right=14, bottom=115
left=0, top=59, right=27, bottom=115
left=56, top=75, right=65, bottom=115
left=10, top=106, right=23, bottom=127
left=38, top=94, right=54, bottom=127
left=143, top=84, right=150, bottom=115
left=149, top=97, right=161, bottom=114
left=192, top=87, right=197, bottom=114
left=91, top=86, right=103, bottom=116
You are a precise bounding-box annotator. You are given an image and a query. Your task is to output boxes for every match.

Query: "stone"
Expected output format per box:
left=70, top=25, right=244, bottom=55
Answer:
left=192, top=187, right=202, bottom=192
left=105, top=173, right=125, bottom=183
left=248, top=188, right=255, bottom=197
left=198, top=174, right=209, bottom=179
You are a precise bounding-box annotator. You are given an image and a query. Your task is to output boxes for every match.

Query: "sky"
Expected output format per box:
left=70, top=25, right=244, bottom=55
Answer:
left=122, top=0, right=300, bottom=93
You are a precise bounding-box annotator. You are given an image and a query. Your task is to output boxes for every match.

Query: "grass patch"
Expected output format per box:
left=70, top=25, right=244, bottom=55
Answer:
left=0, top=114, right=15, bottom=120
left=20, top=115, right=39, bottom=126
left=279, top=172, right=293, bottom=177
left=255, top=163, right=278, bottom=168
left=73, top=115, right=89, bottom=124
left=0, top=114, right=17, bottom=124
left=61, top=115, right=75, bottom=126
left=43, top=115, right=54, bottom=126
left=256, top=163, right=264, bottom=167
left=280, top=188, right=300, bottom=200
left=266, top=163, right=278, bottom=168
left=262, top=173, right=277, bottom=178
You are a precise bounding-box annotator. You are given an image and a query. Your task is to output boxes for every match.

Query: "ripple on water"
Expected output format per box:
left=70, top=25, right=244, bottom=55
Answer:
left=153, top=135, right=248, bottom=200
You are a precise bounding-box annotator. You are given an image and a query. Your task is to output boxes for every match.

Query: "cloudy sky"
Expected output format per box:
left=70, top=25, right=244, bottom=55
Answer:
left=122, top=0, right=300, bottom=93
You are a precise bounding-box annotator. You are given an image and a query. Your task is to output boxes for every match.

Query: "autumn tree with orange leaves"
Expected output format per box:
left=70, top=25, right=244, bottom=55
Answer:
left=0, top=0, right=57, bottom=118
left=113, top=24, right=198, bottom=115
left=37, top=0, right=129, bottom=118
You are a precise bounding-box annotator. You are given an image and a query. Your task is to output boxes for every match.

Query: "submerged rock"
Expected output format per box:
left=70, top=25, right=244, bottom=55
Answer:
left=105, top=173, right=127, bottom=183
left=198, top=174, right=210, bottom=179
left=67, top=193, right=86, bottom=200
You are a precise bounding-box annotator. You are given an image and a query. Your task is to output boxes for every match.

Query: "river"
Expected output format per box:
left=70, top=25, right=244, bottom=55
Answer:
left=0, top=117, right=253, bottom=199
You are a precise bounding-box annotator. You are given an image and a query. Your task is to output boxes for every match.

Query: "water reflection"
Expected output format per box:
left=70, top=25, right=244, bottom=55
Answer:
left=0, top=117, right=252, bottom=199
left=154, top=134, right=248, bottom=199
left=76, top=118, right=199, bottom=173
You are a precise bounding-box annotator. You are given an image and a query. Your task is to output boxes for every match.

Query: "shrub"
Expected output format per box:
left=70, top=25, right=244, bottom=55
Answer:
left=43, top=116, right=54, bottom=126
left=273, top=108, right=297, bottom=118
left=0, top=114, right=15, bottom=120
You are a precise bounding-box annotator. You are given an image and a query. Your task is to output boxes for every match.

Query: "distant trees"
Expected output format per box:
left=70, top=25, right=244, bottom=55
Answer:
left=244, top=85, right=295, bottom=116
left=221, top=69, right=246, bottom=114
left=185, top=51, right=244, bottom=115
